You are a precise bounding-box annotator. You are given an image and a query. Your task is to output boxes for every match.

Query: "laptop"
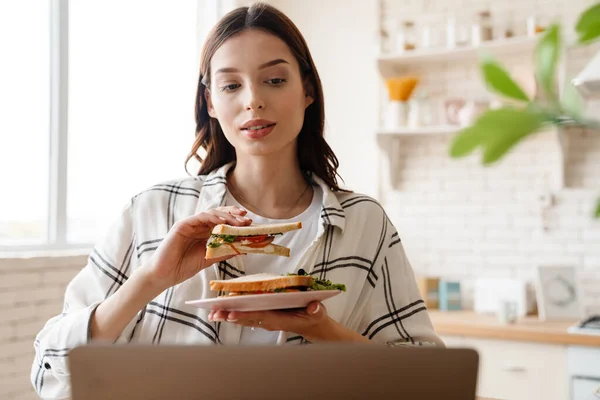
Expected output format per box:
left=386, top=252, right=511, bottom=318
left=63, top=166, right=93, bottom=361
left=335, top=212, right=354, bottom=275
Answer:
left=69, top=344, right=479, bottom=400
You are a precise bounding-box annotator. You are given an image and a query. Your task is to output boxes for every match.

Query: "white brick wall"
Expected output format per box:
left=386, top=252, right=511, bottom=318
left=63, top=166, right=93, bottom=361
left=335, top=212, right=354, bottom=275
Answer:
left=378, top=0, right=600, bottom=318
left=384, top=132, right=600, bottom=313
left=0, top=254, right=85, bottom=399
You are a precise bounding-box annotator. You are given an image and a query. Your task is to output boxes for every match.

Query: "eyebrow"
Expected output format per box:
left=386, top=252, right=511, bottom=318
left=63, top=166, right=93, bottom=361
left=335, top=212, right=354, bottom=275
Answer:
left=214, top=58, right=290, bottom=75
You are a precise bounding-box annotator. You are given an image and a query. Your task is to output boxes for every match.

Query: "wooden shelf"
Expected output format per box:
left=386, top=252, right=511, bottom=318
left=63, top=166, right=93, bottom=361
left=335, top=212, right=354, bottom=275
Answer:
left=377, top=125, right=458, bottom=136
left=377, top=36, right=539, bottom=78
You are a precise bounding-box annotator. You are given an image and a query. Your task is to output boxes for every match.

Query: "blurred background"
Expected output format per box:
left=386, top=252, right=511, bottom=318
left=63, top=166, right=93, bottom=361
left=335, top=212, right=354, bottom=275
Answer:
left=0, top=0, right=599, bottom=399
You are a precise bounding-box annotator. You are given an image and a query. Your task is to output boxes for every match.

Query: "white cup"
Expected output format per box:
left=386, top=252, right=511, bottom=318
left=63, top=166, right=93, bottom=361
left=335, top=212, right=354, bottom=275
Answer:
left=497, top=300, right=518, bottom=324
left=385, top=100, right=408, bottom=129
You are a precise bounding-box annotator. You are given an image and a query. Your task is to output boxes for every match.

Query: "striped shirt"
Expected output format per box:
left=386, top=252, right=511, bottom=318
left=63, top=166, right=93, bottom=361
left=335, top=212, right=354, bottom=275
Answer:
left=31, top=162, right=443, bottom=399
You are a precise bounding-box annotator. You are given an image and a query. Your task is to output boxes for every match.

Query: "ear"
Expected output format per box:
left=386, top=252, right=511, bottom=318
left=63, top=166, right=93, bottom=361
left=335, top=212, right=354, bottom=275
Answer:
left=204, top=87, right=217, bottom=118
left=304, top=94, right=314, bottom=108
left=303, top=78, right=315, bottom=109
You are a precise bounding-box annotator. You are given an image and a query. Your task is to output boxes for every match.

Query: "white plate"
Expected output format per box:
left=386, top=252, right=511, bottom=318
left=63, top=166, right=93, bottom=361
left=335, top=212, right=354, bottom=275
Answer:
left=185, top=290, right=343, bottom=312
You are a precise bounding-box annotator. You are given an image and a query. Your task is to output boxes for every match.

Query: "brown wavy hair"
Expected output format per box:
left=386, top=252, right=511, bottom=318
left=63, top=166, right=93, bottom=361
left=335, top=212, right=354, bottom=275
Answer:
left=185, top=2, right=348, bottom=192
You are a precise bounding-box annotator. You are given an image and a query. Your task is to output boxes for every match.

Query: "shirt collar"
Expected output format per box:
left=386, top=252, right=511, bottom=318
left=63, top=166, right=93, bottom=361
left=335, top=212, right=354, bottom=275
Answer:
left=195, top=162, right=346, bottom=233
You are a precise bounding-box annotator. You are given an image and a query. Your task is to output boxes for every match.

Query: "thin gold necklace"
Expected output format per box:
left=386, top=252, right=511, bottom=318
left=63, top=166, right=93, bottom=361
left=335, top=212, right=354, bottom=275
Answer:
left=227, top=177, right=311, bottom=218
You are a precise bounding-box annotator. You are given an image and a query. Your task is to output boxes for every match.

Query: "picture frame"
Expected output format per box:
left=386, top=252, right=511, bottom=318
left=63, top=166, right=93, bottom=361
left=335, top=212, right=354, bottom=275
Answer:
left=535, top=265, right=584, bottom=321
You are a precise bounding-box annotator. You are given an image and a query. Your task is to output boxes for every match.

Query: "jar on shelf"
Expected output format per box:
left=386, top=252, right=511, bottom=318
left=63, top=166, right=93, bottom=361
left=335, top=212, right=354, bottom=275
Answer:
left=374, top=27, right=390, bottom=55
left=447, top=14, right=470, bottom=48
left=419, top=15, right=444, bottom=50
left=420, top=21, right=434, bottom=49
left=472, top=11, right=493, bottom=46
left=500, top=12, right=515, bottom=39
left=395, top=20, right=417, bottom=53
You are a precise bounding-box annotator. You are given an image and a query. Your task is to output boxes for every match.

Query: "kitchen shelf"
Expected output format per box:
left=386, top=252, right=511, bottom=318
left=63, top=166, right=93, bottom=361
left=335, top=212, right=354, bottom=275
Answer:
left=377, top=125, right=458, bottom=136
left=373, top=0, right=577, bottom=201
left=377, top=36, right=539, bottom=78
left=376, top=126, right=459, bottom=193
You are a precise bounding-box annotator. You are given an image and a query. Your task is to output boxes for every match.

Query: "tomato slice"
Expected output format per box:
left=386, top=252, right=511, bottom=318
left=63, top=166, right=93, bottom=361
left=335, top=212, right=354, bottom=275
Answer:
left=245, top=236, right=275, bottom=248
left=235, top=234, right=269, bottom=243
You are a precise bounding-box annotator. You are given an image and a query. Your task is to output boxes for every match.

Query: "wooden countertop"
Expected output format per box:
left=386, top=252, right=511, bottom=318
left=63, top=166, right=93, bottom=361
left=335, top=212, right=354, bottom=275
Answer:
left=429, top=310, right=600, bottom=347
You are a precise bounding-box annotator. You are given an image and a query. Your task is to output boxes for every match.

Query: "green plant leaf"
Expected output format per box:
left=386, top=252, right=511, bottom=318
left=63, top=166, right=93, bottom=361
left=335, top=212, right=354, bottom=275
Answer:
left=481, top=58, right=530, bottom=102
left=449, top=125, right=491, bottom=158
left=576, top=4, right=600, bottom=44
left=578, top=27, right=600, bottom=44
left=479, top=108, right=546, bottom=164
left=595, top=198, right=600, bottom=218
left=449, top=108, right=547, bottom=163
left=535, top=24, right=561, bottom=99
left=449, top=109, right=514, bottom=159
left=561, top=81, right=584, bottom=119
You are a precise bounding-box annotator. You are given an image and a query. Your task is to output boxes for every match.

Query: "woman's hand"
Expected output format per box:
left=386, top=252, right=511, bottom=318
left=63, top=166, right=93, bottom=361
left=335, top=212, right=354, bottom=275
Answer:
left=208, top=301, right=371, bottom=343
left=146, top=206, right=251, bottom=291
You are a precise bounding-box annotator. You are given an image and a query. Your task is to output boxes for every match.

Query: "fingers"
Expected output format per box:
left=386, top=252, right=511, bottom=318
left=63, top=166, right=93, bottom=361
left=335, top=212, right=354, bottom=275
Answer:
left=224, top=310, right=266, bottom=323
left=209, top=310, right=261, bottom=323
left=305, top=301, right=323, bottom=316
left=209, top=310, right=268, bottom=326
left=208, top=310, right=229, bottom=321
left=180, top=207, right=251, bottom=235
left=207, top=209, right=252, bottom=225
left=208, top=310, right=262, bottom=329
left=216, top=206, right=248, bottom=217
left=208, top=303, right=326, bottom=324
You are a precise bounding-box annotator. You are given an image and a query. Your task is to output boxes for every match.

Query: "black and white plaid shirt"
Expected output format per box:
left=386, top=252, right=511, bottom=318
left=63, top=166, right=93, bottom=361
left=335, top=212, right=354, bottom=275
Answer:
left=31, top=162, right=442, bottom=399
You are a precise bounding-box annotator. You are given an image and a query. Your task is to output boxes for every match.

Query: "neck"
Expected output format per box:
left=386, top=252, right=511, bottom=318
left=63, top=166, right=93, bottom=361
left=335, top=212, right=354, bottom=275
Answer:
left=227, top=148, right=313, bottom=219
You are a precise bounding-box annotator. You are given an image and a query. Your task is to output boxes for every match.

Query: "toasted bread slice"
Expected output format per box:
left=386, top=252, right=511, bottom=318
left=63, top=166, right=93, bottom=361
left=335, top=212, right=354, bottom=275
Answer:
left=210, top=273, right=313, bottom=292
left=211, top=221, right=302, bottom=236
left=205, top=243, right=290, bottom=259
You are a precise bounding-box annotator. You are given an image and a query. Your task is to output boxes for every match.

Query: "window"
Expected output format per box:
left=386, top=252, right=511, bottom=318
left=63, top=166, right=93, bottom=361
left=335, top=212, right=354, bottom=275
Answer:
left=68, top=0, right=201, bottom=243
left=0, top=1, right=51, bottom=246
left=0, top=0, right=218, bottom=250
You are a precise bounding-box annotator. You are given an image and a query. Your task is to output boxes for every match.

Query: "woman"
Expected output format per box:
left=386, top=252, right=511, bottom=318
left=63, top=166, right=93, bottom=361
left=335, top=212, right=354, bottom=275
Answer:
left=31, top=3, right=442, bottom=398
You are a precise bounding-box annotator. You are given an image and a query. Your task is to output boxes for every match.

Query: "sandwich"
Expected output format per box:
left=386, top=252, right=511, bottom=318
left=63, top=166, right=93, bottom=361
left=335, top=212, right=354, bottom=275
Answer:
left=210, top=272, right=347, bottom=296
left=205, top=222, right=302, bottom=259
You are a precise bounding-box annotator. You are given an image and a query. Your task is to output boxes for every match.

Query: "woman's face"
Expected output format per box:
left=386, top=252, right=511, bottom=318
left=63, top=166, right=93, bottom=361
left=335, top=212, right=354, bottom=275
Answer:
left=206, top=29, right=313, bottom=158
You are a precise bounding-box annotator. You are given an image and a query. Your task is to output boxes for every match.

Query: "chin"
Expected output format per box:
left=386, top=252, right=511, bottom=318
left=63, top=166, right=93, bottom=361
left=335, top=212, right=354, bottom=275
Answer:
left=240, top=142, right=284, bottom=157
left=237, top=137, right=298, bottom=158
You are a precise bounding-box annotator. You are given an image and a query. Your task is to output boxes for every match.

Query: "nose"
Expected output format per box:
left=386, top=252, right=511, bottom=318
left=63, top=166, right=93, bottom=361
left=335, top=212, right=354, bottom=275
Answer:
left=244, top=86, right=265, bottom=111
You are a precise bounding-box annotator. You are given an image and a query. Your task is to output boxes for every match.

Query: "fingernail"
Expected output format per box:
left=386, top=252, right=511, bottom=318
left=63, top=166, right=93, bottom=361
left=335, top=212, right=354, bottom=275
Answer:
left=312, top=304, right=321, bottom=314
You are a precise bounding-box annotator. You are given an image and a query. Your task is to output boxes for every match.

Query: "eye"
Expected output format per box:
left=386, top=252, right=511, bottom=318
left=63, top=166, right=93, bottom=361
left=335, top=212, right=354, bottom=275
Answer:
left=220, top=83, right=240, bottom=92
left=266, top=78, right=286, bottom=85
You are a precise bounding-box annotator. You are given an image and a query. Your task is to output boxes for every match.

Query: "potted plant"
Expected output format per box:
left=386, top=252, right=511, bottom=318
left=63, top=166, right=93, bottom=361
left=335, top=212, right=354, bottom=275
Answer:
left=449, top=3, right=600, bottom=217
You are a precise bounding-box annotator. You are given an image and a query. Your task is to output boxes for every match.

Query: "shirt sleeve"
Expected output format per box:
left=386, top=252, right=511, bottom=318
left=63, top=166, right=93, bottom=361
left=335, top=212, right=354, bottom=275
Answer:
left=31, top=201, right=140, bottom=399
left=358, top=219, right=444, bottom=347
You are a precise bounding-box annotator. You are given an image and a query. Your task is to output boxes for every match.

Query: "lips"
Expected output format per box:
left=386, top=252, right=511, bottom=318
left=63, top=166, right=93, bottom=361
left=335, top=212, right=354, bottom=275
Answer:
left=240, top=119, right=276, bottom=139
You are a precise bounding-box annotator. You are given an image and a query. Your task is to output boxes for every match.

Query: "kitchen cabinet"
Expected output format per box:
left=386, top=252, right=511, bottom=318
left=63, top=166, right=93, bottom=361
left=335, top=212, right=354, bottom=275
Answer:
left=568, top=346, right=600, bottom=400
left=442, top=335, right=568, bottom=400
left=432, top=311, right=600, bottom=399
left=572, top=377, right=600, bottom=400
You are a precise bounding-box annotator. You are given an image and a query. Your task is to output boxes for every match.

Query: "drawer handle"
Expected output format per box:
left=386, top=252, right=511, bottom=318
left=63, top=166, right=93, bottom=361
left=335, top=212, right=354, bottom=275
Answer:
left=502, top=365, right=526, bottom=373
